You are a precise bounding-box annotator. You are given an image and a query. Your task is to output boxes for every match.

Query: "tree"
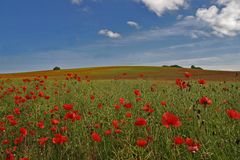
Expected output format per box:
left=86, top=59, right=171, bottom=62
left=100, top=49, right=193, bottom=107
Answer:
left=191, top=65, right=203, bottom=70
left=53, top=66, right=61, bottom=70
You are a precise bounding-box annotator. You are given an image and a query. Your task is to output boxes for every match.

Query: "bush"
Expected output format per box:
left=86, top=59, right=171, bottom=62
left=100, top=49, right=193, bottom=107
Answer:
left=162, top=65, right=183, bottom=68
left=191, top=65, right=203, bottom=70
left=53, top=66, right=61, bottom=70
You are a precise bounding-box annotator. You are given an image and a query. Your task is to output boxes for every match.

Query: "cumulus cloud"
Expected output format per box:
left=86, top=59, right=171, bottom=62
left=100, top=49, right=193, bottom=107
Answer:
left=98, top=29, right=121, bottom=39
left=127, top=21, right=140, bottom=29
left=196, top=0, right=240, bottom=37
left=137, top=0, right=187, bottom=16
left=71, top=0, right=82, bottom=5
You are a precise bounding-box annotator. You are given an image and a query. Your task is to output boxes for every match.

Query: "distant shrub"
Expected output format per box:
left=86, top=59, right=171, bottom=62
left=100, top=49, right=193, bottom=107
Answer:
left=191, top=65, right=203, bottom=70
left=162, top=65, right=183, bottom=68
left=170, top=65, right=183, bottom=68
left=53, top=66, right=61, bottom=70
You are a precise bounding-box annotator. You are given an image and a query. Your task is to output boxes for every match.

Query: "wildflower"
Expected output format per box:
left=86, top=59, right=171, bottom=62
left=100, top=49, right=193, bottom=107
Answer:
left=20, top=127, right=27, bottom=136
left=135, top=118, right=147, bottom=126
left=104, top=130, right=111, bottom=135
left=160, top=101, right=167, bottom=106
left=112, top=120, right=119, bottom=129
left=226, top=109, right=240, bottom=120
left=124, top=103, right=133, bottom=109
left=52, top=134, right=68, bottom=144
left=119, top=98, right=125, bottom=104
left=37, top=121, right=45, bottom=129
left=125, top=112, right=132, bottom=118
left=199, top=96, right=212, bottom=106
left=161, top=112, right=181, bottom=128
left=198, top=79, right=206, bottom=85
left=63, top=104, right=73, bottom=110
left=91, top=132, right=102, bottom=142
left=136, top=139, right=148, bottom=147
left=38, top=137, right=49, bottom=146
left=134, top=89, right=141, bottom=96
left=51, top=119, right=60, bottom=125
left=184, top=72, right=192, bottom=78
left=174, top=136, right=185, bottom=145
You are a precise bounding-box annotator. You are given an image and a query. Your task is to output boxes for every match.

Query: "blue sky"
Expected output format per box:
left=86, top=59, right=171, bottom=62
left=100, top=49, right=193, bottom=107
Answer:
left=0, top=0, right=240, bottom=73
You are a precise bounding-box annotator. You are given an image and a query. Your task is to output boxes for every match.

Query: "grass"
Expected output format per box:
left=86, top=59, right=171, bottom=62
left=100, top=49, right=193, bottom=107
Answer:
left=0, top=71, right=239, bottom=159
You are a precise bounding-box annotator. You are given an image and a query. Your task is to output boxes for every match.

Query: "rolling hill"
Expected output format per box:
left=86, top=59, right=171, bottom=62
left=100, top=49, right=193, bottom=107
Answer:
left=0, top=66, right=239, bottom=81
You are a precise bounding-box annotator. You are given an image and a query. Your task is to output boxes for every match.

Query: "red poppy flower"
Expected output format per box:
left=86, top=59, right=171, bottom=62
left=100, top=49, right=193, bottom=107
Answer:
left=64, top=112, right=81, bottom=122
left=52, top=134, right=68, bottom=144
left=2, top=139, right=10, bottom=145
left=114, top=129, right=122, bottom=134
left=174, top=136, right=185, bottom=145
left=161, top=112, right=181, bottom=128
left=50, top=127, right=57, bottom=133
left=45, top=96, right=50, bottom=100
left=50, top=105, right=59, bottom=113
left=226, top=109, right=240, bottom=120
left=199, top=96, right=212, bottom=106
left=63, top=104, right=73, bottom=110
left=136, top=139, right=148, bottom=147
left=98, top=103, right=103, bottom=109
left=9, top=119, right=18, bottom=126
left=114, top=104, right=121, bottom=110
left=6, top=152, right=14, bottom=160
left=90, top=95, right=95, bottom=102
left=184, top=72, right=192, bottom=78
left=119, top=98, right=125, bottom=104
left=20, top=127, right=27, bottom=136
left=135, top=118, right=147, bottom=126
left=91, top=132, right=102, bottom=142
left=38, top=91, right=44, bottom=97
left=51, top=119, right=60, bottom=125
left=14, top=108, right=21, bottom=115
left=37, top=121, right=45, bottom=129
left=104, top=130, right=111, bottom=135
left=112, top=120, right=119, bottom=129
left=142, top=104, right=154, bottom=113
left=160, top=101, right=167, bottom=106
left=125, top=112, right=132, bottom=118
left=198, top=79, right=206, bottom=85
left=134, top=89, right=141, bottom=96
left=22, top=86, right=27, bottom=92
left=6, top=115, right=14, bottom=120
left=176, top=79, right=188, bottom=89
left=38, top=137, right=49, bottom=146
left=14, top=136, right=24, bottom=145
left=136, top=97, right=142, bottom=102
left=124, top=103, right=133, bottom=109
left=185, top=138, right=194, bottom=146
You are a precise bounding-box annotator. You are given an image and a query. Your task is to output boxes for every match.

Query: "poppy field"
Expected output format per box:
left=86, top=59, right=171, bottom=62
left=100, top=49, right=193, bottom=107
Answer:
left=0, top=72, right=239, bottom=160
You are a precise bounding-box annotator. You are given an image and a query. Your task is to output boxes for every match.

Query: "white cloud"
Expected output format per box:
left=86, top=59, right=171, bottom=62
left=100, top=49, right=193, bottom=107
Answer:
left=196, top=0, right=240, bottom=37
left=71, top=0, right=82, bottom=5
left=98, top=29, right=121, bottom=39
left=137, top=0, right=187, bottom=16
left=127, top=21, right=140, bottom=29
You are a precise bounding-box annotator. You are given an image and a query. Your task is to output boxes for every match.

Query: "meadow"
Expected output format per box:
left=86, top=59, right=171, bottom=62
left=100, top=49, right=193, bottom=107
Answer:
left=0, top=68, right=240, bottom=160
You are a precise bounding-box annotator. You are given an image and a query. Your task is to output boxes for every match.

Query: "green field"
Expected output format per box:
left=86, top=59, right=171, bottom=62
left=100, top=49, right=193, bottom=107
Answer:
left=0, top=67, right=240, bottom=160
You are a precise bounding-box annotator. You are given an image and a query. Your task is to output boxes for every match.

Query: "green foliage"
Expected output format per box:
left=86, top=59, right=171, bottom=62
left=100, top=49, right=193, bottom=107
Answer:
left=191, top=65, right=203, bottom=70
left=162, top=65, right=183, bottom=68
left=53, top=66, right=61, bottom=70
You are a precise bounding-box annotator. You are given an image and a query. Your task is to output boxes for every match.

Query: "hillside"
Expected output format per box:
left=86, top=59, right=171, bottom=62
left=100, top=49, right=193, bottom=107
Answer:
left=0, top=66, right=239, bottom=81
